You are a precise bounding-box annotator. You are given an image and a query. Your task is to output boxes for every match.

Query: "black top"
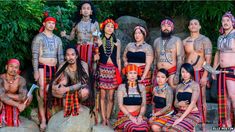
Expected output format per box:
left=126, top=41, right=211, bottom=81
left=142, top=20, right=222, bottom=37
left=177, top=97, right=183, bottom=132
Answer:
left=126, top=51, right=146, bottom=63
left=153, top=96, right=166, bottom=108
left=177, top=92, right=192, bottom=104
left=123, top=96, right=142, bottom=105
left=99, top=44, right=118, bottom=67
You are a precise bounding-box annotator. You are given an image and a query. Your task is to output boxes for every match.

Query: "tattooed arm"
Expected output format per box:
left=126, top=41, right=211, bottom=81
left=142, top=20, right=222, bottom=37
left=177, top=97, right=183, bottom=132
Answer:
left=65, top=26, right=76, bottom=41
left=116, top=40, right=122, bottom=72
left=142, top=45, right=154, bottom=80
left=154, top=87, right=173, bottom=116
left=57, top=37, right=64, bottom=64
left=32, top=35, right=41, bottom=81
left=179, top=82, right=199, bottom=119
left=0, top=78, right=21, bottom=108
left=174, top=38, right=185, bottom=84
left=6, top=77, right=27, bottom=102
left=117, top=84, right=131, bottom=117
left=201, top=37, right=212, bottom=86
left=123, top=43, right=130, bottom=66
left=139, top=84, right=146, bottom=117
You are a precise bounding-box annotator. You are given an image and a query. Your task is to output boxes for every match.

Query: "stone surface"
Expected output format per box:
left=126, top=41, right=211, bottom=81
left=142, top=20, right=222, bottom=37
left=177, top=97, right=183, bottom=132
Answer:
left=92, top=125, right=114, bottom=132
left=116, top=16, right=147, bottom=38
left=0, top=116, right=39, bottom=132
left=46, top=105, right=92, bottom=132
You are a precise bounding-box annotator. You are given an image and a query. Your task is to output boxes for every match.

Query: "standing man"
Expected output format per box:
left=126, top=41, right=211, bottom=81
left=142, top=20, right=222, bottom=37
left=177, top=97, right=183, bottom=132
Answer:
left=153, top=18, right=185, bottom=89
left=183, top=19, right=212, bottom=131
left=0, top=59, right=32, bottom=127
left=213, top=12, right=235, bottom=128
left=32, top=16, right=64, bottom=130
left=61, top=1, right=99, bottom=69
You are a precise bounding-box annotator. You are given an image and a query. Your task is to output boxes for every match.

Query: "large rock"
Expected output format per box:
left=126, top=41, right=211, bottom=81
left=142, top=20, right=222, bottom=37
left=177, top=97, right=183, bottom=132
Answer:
left=46, top=105, right=92, bottom=132
left=0, top=116, right=39, bottom=132
left=116, top=16, right=147, bottom=38
left=92, top=125, right=114, bottom=132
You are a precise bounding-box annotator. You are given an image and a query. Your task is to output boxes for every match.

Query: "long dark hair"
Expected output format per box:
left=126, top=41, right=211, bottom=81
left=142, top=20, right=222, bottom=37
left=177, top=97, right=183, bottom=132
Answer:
left=73, top=1, right=97, bottom=26
left=47, top=45, right=89, bottom=108
left=179, top=63, right=195, bottom=84
left=123, top=75, right=141, bottom=96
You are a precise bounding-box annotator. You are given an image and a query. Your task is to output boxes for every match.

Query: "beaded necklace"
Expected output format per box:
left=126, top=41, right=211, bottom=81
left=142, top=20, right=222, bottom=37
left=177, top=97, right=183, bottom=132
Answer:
left=102, top=36, right=114, bottom=57
left=182, top=79, right=193, bottom=91
left=155, top=83, right=168, bottom=94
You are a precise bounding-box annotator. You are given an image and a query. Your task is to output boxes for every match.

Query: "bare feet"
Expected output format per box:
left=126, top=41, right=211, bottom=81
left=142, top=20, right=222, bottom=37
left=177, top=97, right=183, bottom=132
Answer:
left=40, top=121, right=46, bottom=132
left=102, top=119, right=106, bottom=126
left=106, top=119, right=111, bottom=127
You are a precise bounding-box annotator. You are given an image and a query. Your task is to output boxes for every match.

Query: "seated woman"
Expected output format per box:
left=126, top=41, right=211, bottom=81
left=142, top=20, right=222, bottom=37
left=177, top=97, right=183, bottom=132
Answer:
left=162, top=63, right=201, bottom=132
left=113, top=64, right=149, bottom=132
left=149, top=68, right=174, bottom=132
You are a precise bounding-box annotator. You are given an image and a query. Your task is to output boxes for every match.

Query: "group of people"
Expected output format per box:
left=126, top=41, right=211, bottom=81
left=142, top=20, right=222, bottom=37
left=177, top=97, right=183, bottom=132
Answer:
left=0, top=1, right=234, bottom=132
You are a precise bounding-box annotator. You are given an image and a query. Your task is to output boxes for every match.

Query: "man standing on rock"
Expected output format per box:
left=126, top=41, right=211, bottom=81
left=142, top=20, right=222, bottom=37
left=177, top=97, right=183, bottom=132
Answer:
left=32, top=15, right=64, bottom=130
left=183, top=19, right=212, bottom=131
left=153, top=18, right=185, bottom=89
left=213, top=11, right=235, bottom=128
left=0, top=59, right=32, bottom=127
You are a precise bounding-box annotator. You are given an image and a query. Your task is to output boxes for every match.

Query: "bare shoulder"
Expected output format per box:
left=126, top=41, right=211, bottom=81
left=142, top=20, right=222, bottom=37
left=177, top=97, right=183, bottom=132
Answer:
left=139, top=84, right=145, bottom=92
left=183, top=37, right=190, bottom=44
left=115, top=39, right=121, bottom=46
left=192, top=81, right=200, bottom=89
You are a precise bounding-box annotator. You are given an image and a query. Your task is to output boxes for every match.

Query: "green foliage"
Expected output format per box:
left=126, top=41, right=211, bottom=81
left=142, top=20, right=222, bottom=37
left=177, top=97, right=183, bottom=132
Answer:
left=0, top=0, right=44, bottom=73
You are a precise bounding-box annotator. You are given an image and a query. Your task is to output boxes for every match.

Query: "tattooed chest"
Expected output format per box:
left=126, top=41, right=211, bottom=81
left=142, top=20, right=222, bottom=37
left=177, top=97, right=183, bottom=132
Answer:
left=3, top=83, right=19, bottom=93
left=157, top=40, right=176, bottom=63
left=185, top=39, right=203, bottom=53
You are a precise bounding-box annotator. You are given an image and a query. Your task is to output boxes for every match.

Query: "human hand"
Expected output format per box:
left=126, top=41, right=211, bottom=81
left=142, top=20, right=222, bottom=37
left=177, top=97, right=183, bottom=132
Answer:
left=172, top=117, right=183, bottom=126
left=200, top=76, right=208, bottom=87
left=136, top=116, right=143, bottom=124
left=34, top=71, right=39, bottom=81
left=60, top=31, right=66, bottom=37
left=173, top=75, right=179, bottom=84
left=94, top=54, right=100, bottom=61
left=17, top=103, right=26, bottom=112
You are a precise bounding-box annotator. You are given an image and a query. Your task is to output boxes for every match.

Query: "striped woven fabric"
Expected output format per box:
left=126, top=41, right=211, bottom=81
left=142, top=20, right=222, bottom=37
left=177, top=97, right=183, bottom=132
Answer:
left=139, top=65, right=153, bottom=104
left=162, top=110, right=200, bottom=132
left=0, top=104, right=20, bottom=127
left=113, top=111, right=150, bottom=132
left=217, top=67, right=235, bottom=127
left=64, top=91, right=80, bottom=117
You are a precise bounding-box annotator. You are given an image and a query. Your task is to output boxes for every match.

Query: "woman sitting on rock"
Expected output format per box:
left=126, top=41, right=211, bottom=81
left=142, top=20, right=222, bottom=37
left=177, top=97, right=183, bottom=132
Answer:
left=162, top=63, right=201, bottom=132
left=149, top=68, right=174, bottom=132
left=113, top=64, right=149, bottom=132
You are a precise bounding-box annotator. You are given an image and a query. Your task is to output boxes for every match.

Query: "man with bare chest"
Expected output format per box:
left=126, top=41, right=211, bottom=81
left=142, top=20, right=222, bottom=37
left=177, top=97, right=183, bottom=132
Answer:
left=32, top=16, right=64, bottom=130
left=153, top=18, right=185, bottom=89
left=183, top=19, right=212, bottom=131
left=213, top=12, right=235, bottom=128
left=0, top=59, right=31, bottom=127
